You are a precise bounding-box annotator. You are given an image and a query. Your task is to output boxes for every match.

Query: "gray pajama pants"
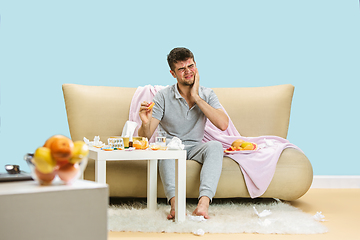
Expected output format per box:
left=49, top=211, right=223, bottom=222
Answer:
left=159, top=140, right=223, bottom=203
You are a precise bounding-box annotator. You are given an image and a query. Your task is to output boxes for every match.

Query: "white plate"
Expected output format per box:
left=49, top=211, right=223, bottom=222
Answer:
left=224, top=150, right=257, bottom=154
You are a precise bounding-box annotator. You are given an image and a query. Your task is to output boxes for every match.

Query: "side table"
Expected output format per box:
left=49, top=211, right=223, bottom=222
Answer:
left=88, top=147, right=187, bottom=222
left=0, top=180, right=108, bottom=240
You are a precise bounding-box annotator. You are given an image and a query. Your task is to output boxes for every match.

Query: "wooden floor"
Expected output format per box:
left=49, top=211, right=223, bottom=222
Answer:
left=108, top=189, right=360, bottom=240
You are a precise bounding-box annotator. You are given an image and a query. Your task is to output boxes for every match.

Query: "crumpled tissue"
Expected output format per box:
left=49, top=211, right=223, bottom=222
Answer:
left=253, top=206, right=272, bottom=217
left=188, top=215, right=207, bottom=222
left=264, top=138, right=274, bottom=147
left=257, top=138, right=275, bottom=150
left=313, top=212, right=326, bottom=222
left=121, top=121, right=138, bottom=138
left=192, top=229, right=205, bottom=236
left=167, top=137, right=185, bottom=150
left=254, top=206, right=273, bottom=227
left=83, top=136, right=104, bottom=147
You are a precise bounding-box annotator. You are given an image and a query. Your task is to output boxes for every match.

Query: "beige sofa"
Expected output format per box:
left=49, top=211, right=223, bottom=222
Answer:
left=62, top=83, right=313, bottom=201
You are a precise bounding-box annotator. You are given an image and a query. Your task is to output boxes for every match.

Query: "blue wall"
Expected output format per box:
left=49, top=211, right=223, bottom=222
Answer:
left=1, top=1, right=359, bottom=175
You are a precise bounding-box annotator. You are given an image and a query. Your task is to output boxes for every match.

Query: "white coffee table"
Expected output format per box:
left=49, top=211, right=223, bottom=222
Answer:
left=0, top=180, right=108, bottom=240
left=88, top=147, right=187, bottom=222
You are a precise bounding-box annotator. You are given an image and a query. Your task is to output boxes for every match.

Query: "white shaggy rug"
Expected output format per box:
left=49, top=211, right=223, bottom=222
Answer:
left=108, top=198, right=328, bottom=235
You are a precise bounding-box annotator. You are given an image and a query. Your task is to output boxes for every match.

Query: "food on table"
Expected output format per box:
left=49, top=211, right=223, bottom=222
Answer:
left=150, top=144, right=160, bottom=150
left=133, top=138, right=149, bottom=150
left=133, top=140, right=143, bottom=149
left=102, top=147, right=114, bottom=151
left=150, top=144, right=167, bottom=151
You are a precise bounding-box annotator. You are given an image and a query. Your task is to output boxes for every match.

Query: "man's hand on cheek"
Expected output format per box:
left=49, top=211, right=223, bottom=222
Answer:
left=195, top=67, right=200, bottom=82
left=190, top=68, right=200, bottom=101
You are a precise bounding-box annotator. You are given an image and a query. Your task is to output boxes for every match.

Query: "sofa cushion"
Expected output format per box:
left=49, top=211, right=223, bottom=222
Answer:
left=62, top=84, right=136, bottom=142
left=213, top=84, right=294, bottom=138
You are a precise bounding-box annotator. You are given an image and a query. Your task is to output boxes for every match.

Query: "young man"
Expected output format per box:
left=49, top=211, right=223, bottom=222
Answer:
left=138, top=47, right=229, bottom=219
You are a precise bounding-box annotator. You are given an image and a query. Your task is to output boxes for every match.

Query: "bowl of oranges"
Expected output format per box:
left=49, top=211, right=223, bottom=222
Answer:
left=24, top=135, right=89, bottom=185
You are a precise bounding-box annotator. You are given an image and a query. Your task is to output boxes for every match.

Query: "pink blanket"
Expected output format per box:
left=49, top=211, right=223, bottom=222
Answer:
left=129, top=85, right=302, bottom=198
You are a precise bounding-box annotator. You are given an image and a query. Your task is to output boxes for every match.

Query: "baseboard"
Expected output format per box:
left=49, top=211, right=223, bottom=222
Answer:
left=311, top=175, right=360, bottom=188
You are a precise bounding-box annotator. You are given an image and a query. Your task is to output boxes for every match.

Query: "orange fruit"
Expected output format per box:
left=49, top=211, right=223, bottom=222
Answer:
left=150, top=145, right=160, bottom=150
left=133, top=139, right=149, bottom=149
left=133, top=140, right=143, bottom=149
left=141, top=138, right=149, bottom=149
left=43, top=135, right=67, bottom=148
left=147, top=102, right=155, bottom=110
left=231, top=139, right=245, bottom=150
left=44, top=135, right=74, bottom=165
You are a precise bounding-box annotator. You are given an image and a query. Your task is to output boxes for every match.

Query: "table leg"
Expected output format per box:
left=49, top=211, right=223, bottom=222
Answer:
left=175, top=156, right=186, bottom=222
left=147, top=159, right=158, bottom=210
left=95, top=160, right=106, bottom=184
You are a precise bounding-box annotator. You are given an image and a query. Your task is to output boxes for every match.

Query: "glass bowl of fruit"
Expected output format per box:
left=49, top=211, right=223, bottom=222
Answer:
left=24, top=135, right=89, bottom=185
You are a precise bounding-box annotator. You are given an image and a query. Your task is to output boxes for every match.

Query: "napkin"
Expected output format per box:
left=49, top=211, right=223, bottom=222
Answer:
left=121, top=121, right=138, bottom=138
left=192, top=229, right=205, bottom=236
left=167, top=137, right=185, bottom=150
left=253, top=206, right=272, bottom=217
left=83, top=136, right=104, bottom=147
left=313, top=212, right=326, bottom=222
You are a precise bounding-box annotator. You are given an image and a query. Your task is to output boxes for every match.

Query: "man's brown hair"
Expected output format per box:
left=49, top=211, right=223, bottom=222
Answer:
left=167, top=47, right=195, bottom=71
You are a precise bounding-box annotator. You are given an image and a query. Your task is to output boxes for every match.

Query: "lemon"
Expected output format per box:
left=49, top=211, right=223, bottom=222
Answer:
left=69, top=141, right=89, bottom=164
left=33, top=147, right=56, bottom=173
left=240, top=142, right=254, bottom=150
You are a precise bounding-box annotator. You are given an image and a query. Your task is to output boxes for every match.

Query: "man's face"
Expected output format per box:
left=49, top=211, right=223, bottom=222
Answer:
left=170, top=58, right=196, bottom=86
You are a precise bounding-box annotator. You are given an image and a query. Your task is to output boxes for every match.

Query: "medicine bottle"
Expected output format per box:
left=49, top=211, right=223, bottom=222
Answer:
left=128, top=135, right=133, bottom=148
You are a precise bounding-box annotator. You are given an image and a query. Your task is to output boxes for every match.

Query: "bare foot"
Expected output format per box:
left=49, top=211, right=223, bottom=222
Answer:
left=167, top=197, right=176, bottom=220
left=193, top=196, right=210, bottom=219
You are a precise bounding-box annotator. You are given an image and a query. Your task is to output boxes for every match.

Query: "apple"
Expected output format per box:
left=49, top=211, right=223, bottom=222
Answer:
left=57, top=163, right=80, bottom=184
left=35, top=168, right=56, bottom=185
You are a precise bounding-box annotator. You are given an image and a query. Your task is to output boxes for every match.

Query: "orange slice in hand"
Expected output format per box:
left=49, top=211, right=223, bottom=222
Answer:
left=147, top=102, right=155, bottom=110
